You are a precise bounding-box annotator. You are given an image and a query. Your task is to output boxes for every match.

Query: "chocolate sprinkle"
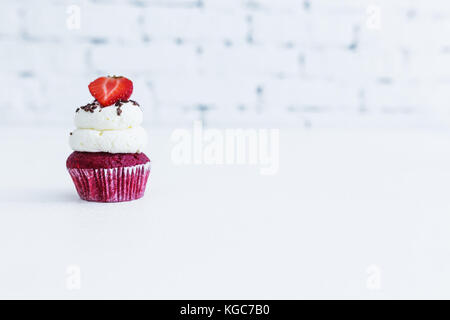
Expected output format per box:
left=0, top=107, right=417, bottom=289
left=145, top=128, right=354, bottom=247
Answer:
left=76, top=99, right=139, bottom=116
left=114, top=99, right=136, bottom=116
left=78, top=100, right=100, bottom=113
left=129, top=99, right=140, bottom=106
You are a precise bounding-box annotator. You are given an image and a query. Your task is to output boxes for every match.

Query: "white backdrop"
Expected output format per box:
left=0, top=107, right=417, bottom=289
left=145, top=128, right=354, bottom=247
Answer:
left=2, top=0, right=450, bottom=128
left=3, top=0, right=450, bottom=300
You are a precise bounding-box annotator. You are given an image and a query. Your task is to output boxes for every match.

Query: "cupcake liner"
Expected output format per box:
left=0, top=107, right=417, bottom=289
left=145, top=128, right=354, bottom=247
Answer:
left=68, top=162, right=150, bottom=202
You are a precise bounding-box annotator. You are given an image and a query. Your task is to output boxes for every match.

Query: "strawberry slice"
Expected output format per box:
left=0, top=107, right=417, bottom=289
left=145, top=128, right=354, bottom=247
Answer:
left=88, top=76, right=133, bottom=107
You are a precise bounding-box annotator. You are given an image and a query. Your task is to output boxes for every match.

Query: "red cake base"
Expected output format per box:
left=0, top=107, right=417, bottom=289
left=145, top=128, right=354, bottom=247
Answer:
left=67, top=152, right=150, bottom=203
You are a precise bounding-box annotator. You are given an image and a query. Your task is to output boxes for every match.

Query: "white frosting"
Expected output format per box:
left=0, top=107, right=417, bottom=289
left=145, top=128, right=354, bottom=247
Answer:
left=70, top=101, right=147, bottom=153
left=69, top=127, right=147, bottom=153
left=75, top=101, right=143, bottom=130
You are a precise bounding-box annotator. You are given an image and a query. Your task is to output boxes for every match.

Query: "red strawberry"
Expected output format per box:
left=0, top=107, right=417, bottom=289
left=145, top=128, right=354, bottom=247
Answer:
left=88, top=76, right=133, bottom=107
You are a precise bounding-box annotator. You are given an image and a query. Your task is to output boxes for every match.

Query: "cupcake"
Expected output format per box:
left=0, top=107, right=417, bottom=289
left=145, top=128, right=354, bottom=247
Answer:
left=67, top=76, right=150, bottom=202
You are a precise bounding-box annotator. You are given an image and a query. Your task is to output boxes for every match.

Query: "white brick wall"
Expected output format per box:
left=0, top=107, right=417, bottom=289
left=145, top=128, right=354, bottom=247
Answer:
left=1, top=0, right=450, bottom=127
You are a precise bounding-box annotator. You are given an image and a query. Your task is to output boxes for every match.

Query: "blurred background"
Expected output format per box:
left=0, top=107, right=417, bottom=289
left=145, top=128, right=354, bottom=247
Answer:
left=2, top=0, right=449, bottom=128
left=3, top=0, right=450, bottom=300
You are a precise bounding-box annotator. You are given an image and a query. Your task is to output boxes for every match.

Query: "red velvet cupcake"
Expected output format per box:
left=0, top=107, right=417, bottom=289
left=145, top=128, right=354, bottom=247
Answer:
left=67, top=152, right=150, bottom=202
left=67, top=76, right=150, bottom=202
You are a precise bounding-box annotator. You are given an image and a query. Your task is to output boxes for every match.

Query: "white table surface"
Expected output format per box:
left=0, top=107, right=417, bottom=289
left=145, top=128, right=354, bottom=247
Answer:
left=1, top=126, right=450, bottom=299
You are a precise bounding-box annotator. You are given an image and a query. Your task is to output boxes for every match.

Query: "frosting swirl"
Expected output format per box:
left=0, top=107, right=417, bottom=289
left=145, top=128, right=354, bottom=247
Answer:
left=69, top=100, right=147, bottom=153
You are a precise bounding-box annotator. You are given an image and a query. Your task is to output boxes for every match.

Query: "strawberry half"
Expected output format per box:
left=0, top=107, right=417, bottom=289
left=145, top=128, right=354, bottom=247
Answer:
left=88, top=76, right=133, bottom=107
